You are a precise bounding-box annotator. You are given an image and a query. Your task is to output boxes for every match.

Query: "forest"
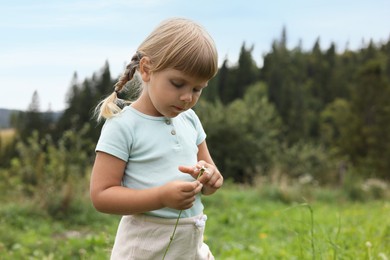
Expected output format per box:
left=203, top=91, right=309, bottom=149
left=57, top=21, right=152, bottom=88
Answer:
left=1, top=30, right=390, bottom=258
left=2, top=30, right=390, bottom=184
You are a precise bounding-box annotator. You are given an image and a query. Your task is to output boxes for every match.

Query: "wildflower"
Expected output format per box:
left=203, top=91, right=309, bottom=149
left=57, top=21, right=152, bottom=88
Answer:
left=378, top=252, right=389, bottom=260
left=298, top=174, right=313, bottom=185
left=366, top=241, right=372, bottom=260
left=258, top=233, right=268, bottom=239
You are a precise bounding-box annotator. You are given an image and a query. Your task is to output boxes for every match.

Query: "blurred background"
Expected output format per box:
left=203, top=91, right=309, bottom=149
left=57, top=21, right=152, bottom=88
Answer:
left=1, top=0, right=390, bottom=259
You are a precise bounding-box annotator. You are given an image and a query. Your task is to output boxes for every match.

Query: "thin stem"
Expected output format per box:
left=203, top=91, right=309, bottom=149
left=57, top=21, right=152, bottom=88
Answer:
left=162, top=166, right=206, bottom=260
left=162, top=210, right=182, bottom=259
left=307, top=203, right=315, bottom=260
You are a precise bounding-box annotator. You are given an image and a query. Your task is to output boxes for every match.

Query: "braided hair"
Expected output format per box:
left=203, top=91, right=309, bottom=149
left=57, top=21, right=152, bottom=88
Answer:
left=114, top=51, right=143, bottom=94
left=95, top=52, right=143, bottom=120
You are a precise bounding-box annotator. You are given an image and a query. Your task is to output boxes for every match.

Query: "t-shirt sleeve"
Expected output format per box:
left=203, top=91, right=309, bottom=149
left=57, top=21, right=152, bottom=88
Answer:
left=95, top=117, right=132, bottom=162
left=188, top=109, right=206, bottom=145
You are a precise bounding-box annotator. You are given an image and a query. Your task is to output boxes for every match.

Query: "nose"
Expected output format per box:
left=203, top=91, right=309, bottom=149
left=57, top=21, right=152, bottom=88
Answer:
left=180, top=91, right=193, bottom=103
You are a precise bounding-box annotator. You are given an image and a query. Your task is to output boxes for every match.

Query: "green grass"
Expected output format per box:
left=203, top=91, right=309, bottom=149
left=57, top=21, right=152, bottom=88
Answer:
left=0, top=183, right=389, bottom=259
left=203, top=184, right=390, bottom=259
left=0, top=199, right=119, bottom=259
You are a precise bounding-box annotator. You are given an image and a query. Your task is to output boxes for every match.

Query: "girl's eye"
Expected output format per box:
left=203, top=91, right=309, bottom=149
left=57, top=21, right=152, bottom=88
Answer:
left=171, top=80, right=184, bottom=88
left=193, top=88, right=202, bottom=93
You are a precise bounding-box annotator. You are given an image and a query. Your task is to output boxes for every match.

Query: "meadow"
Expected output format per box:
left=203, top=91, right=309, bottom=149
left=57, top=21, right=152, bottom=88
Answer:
left=0, top=128, right=15, bottom=153
left=0, top=180, right=389, bottom=260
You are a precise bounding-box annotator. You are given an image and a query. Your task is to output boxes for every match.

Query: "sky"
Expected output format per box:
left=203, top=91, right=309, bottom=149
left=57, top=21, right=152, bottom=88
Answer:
left=0, top=0, right=389, bottom=112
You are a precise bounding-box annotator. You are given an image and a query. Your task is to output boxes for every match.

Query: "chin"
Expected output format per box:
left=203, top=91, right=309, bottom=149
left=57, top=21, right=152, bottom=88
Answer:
left=166, top=108, right=185, bottom=118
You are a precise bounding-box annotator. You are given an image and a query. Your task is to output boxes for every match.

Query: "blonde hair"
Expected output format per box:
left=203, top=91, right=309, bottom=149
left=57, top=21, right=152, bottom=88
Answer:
left=95, top=17, right=218, bottom=120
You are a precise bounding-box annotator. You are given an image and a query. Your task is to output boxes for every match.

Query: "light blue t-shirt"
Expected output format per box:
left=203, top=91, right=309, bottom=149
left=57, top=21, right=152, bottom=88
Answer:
left=95, top=106, right=206, bottom=218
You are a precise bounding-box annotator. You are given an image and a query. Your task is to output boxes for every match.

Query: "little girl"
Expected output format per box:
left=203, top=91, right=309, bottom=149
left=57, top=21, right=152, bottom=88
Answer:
left=90, top=17, right=223, bottom=259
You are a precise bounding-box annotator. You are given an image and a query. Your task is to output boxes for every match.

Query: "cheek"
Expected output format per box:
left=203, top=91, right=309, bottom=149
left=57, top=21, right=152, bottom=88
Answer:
left=189, top=95, right=200, bottom=106
left=193, top=93, right=201, bottom=101
left=153, top=86, right=175, bottom=104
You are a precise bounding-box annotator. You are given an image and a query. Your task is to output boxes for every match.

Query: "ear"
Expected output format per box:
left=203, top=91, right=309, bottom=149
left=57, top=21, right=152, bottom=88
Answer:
left=139, top=57, right=151, bottom=82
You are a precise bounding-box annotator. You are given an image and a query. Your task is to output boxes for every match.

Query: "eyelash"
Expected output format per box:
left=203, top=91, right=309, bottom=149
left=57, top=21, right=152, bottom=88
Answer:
left=171, top=81, right=184, bottom=88
left=170, top=80, right=202, bottom=93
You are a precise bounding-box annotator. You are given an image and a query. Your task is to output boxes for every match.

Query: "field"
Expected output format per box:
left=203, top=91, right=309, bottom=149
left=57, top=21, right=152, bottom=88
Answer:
left=0, top=182, right=389, bottom=259
left=0, top=128, right=15, bottom=147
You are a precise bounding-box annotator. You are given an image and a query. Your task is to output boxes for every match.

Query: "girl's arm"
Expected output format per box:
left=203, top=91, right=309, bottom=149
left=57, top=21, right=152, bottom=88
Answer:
left=90, top=151, right=203, bottom=215
left=179, top=140, right=223, bottom=195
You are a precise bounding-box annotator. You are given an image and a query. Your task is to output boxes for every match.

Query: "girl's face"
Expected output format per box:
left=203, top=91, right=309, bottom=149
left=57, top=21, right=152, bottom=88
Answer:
left=140, top=68, right=208, bottom=118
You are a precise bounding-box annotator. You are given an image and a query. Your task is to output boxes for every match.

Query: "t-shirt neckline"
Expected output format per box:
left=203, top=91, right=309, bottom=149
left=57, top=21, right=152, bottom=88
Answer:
left=125, top=105, right=169, bottom=121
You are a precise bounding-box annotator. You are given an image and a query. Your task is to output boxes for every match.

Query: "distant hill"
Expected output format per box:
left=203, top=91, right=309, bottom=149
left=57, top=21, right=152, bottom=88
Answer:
left=0, top=108, right=63, bottom=129
left=0, top=108, right=20, bottom=128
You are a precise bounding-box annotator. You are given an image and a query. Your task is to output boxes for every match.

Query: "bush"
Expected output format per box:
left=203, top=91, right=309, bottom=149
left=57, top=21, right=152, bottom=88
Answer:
left=8, top=124, right=94, bottom=217
left=276, top=142, right=337, bottom=184
left=196, top=83, right=282, bottom=183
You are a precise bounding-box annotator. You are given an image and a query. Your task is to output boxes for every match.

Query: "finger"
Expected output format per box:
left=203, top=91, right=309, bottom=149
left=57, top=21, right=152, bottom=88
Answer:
left=197, top=172, right=210, bottom=184
left=181, top=180, right=201, bottom=192
left=176, top=201, right=193, bottom=210
left=179, top=193, right=198, bottom=209
left=178, top=165, right=198, bottom=178
left=181, top=202, right=194, bottom=210
left=212, top=176, right=223, bottom=189
left=178, top=165, right=193, bottom=173
left=194, top=182, right=203, bottom=194
left=204, top=168, right=215, bottom=179
left=202, top=170, right=222, bottom=188
left=197, top=160, right=207, bottom=168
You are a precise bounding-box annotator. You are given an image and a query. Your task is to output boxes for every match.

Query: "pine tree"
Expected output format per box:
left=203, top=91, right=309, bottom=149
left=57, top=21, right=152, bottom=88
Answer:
left=350, top=59, right=390, bottom=178
left=18, top=91, right=44, bottom=141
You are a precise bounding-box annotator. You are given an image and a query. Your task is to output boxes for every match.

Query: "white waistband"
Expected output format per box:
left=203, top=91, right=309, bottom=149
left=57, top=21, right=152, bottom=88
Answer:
left=128, top=213, right=207, bottom=227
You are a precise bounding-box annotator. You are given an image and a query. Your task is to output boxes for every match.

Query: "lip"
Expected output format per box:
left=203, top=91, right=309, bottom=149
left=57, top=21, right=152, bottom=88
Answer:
left=172, top=106, right=185, bottom=112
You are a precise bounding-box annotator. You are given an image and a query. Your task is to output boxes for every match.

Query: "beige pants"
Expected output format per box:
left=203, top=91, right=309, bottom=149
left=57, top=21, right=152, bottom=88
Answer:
left=110, top=214, right=214, bottom=260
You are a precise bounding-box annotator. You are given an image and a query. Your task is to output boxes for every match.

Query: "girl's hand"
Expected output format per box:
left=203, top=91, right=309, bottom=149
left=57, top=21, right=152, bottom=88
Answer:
left=158, top=180, right=203, bottom=210
left=179, top=161, right=223, bottom=195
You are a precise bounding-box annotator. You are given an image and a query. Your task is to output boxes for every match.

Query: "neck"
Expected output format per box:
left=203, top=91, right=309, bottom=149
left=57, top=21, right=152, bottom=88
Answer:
left=131, top=92, right=161, bottom=117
